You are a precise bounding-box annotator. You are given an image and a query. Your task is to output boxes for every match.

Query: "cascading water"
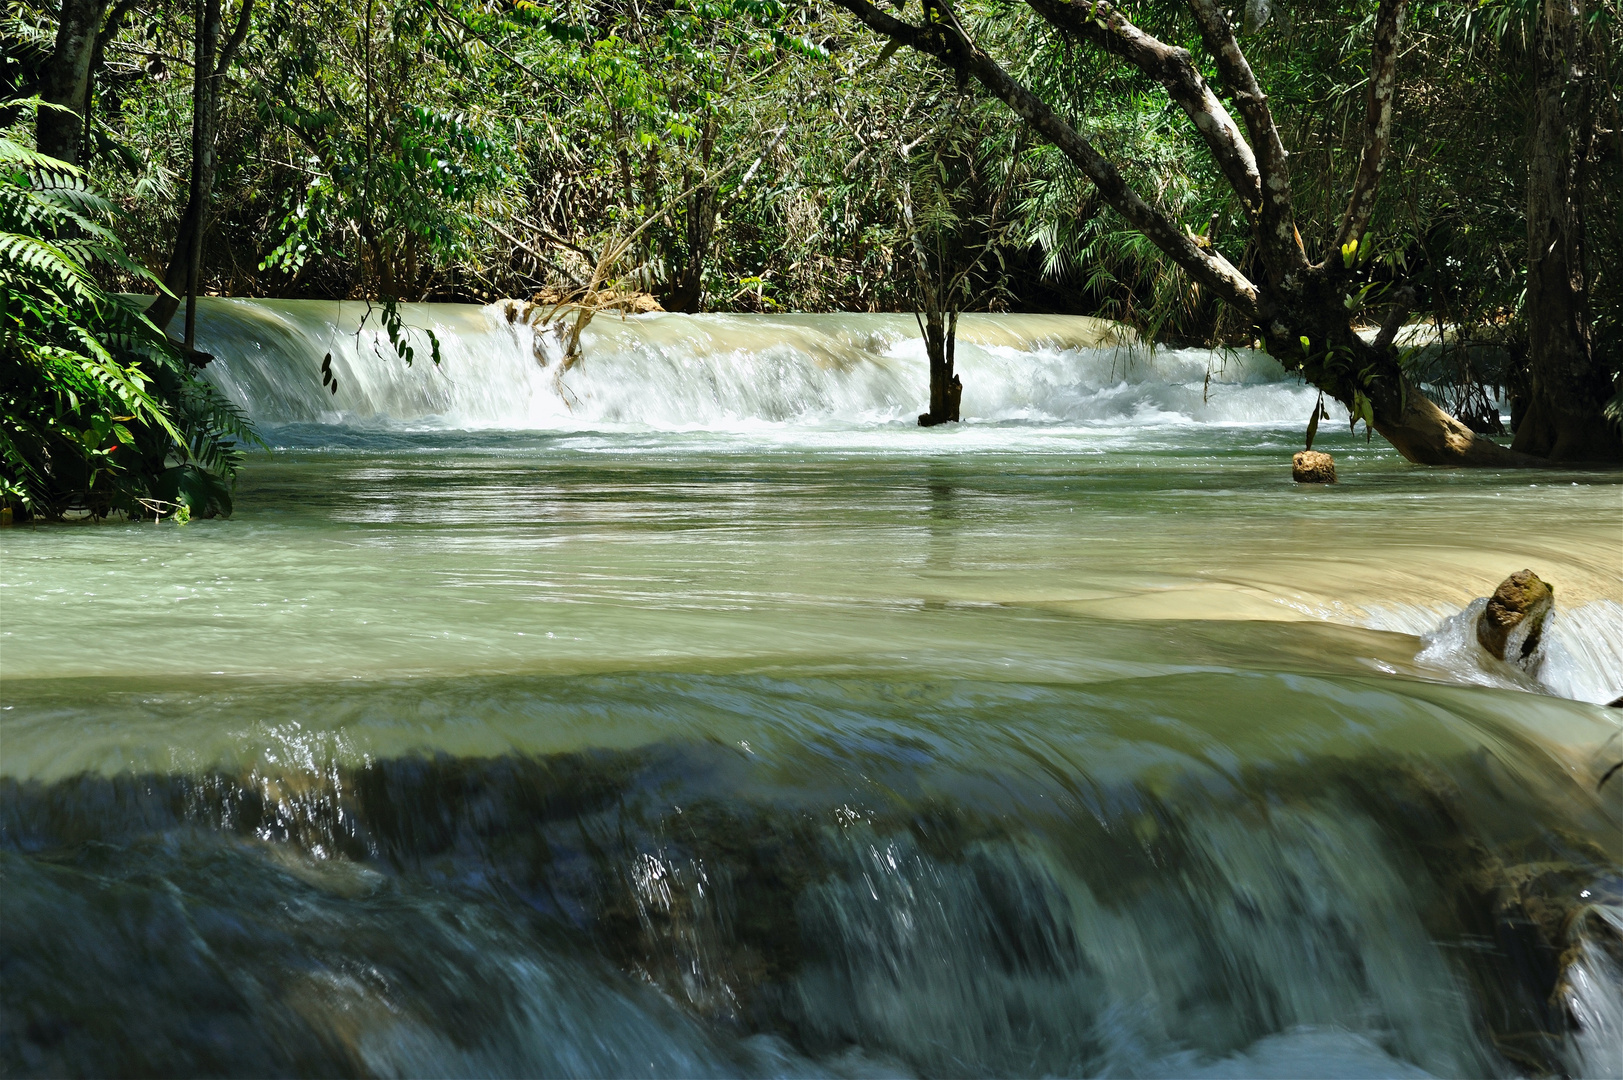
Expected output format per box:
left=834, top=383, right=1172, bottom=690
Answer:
left=4, top=297, right=1619, bottom=1078
left=186, top=298, right=1621, bottom=705
left=190, top=298, right=1318, bottom=430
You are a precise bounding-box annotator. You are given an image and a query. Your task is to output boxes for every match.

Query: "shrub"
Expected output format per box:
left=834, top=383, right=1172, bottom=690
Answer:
left=1, top=135, right=255, bottom=522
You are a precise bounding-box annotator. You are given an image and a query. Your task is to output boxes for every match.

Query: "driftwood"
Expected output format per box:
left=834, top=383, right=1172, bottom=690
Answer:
left=501, top=289, right=663, bottom=374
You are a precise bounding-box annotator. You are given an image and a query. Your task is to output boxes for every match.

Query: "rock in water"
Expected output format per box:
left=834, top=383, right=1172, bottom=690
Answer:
left=1476, top=569, right=1554, bottom=661
left=1292, top=451, right=1336, bottom=483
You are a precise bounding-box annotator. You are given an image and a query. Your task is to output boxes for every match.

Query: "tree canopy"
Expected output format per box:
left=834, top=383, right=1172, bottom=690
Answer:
left=3, top=0, right=1620, bottom=504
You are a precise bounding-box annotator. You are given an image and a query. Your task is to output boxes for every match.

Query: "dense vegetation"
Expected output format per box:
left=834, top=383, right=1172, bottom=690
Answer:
left=3, top=0, right=1620, bottom=514
left=1, top=128, right=251, bottom=520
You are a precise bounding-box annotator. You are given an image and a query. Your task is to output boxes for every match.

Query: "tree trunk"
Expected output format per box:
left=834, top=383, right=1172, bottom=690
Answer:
left=1512, top=0, right=1621, bottom=461
left=146, top=0, right=252, bottom=342
left=82, top=0, right=139, bottom=151
left=146, top=0, right=219, bottom=336
left=898, top=151, right=962, bottom=427
left=663, top=184, right=716, bottom=313
left=38, top=0, right=110, bottom=164
left=834, top=0, right=1547, bottom=465
left=918, top=308, right=962, bottom=426
left=661, top=111, right=723, bottom=314
left=1252, top=274, right=1527, bottom=465
left=1375, top=379, right=1537, bottom=465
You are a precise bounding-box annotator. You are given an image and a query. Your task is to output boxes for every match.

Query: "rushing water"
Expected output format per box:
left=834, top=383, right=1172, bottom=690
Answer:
left=2, top=299, right=1621, bottom=1078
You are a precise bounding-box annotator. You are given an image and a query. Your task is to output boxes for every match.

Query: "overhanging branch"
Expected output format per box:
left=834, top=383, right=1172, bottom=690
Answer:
left=1022, top=0, right=1263, bottom=216
left=831, top=0, right=1259, bottom=314
left=214, top=0, right=253, bottom=78
left=1186, top=0, right=1307, bottom=281
left=1335, top=0, right=1407, bottom=256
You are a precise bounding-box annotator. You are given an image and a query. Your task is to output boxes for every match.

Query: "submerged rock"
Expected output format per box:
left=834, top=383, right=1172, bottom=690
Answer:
left=1476, top=569, right=1554, bottom=661
left=1292, top=450, right=1336, bottom=483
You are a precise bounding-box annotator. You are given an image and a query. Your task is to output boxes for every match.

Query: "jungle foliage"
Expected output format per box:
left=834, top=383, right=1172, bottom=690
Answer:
left=3, top=0, right=1620, bottom=473
left=11, top=0, right=1608, bottom=323
left=0, top=130, right=253, bottom=520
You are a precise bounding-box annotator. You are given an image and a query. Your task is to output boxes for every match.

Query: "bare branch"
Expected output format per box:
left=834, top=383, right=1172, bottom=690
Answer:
left=831, top=0, right=1259, bottom=314
left=482, top=217, right=586, bottom=288
left=1335, top=0, right=1407, bottom=256
left=1185, top=0, right=1307, bottom=280
left=511, top=214, right=598, bottom=265
left=724, top=123, right=789, bottom=208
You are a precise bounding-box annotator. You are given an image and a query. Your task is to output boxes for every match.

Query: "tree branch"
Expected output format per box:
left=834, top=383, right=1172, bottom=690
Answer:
left=423, top=0, right=548, bottom=86
left=1023, top=0, right=1263, bottom=215
left=85, top=0, right=140, bottom=151
left=831, top=0, right=1259, bottom=314
left=1335, top=0, right=1407, bottom=256
left=214, top=0, right=253, bottom=77
left=728, top=123, right=789, bottom=203
left=510, top=214, right=598, bottom=265
left=1372, top=284, right=1414, bottom=353
left=1185, top=0, right=1306, bottom=280
left=483, top=217, right=586, bottom=287
left=93, top=0, right=139, bottom=59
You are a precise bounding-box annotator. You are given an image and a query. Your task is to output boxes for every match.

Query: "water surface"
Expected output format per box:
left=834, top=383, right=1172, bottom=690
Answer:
left=3, top=303, right=1620, bottom=1078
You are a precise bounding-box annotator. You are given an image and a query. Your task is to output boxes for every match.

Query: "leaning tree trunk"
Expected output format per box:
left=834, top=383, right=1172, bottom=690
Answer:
left=834, top=0, right=1532, bottom=464
left=38, top=0, right=111, bottom=164
left=1512, top=0, right=1621, bottom=461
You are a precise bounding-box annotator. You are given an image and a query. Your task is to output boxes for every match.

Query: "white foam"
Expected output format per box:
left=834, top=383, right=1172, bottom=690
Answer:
left=1541, top=601, right=1623, bottom=705
left=1559, top=904, right=1623, bottom=1080
left=1148, top=1027, right=1438, bottom=1079
left=1407, top=598, right=1623, bottom=705
left=192, top=300, right=1324, bottom=432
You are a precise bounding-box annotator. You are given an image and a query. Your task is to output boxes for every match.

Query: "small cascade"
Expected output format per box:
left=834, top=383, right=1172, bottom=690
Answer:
left=188, top=298, right=1324, bottom=431
left=4, top=686, right=1618, bottom=1079
left=188, top=299, right=548, bottom=427
left=1410, top=598, right=1623, bottom=706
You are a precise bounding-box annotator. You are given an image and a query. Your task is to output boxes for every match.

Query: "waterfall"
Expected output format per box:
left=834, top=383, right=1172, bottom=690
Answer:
left=180, top=298, right=1619, bottom=707
left=189, top=298, right=1323, bottom=431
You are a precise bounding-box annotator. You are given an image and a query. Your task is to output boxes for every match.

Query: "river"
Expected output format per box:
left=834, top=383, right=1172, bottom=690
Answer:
left=2, top=299, right=1620, bottom=1077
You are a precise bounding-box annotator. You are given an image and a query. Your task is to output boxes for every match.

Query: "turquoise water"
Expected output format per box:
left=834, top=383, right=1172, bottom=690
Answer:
left=2, top=303, right=1620, bottom=1077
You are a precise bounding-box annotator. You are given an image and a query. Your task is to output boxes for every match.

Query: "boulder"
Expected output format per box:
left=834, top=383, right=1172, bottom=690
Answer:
left=1292, top=450, right=1336, bottom=483
left=1476, top=569, right=1554, bottom=661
